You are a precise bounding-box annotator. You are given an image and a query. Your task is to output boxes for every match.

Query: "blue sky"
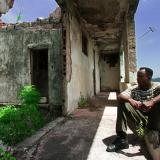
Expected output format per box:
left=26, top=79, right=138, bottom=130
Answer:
left=1, top=0, right=160, bottom=78
left=135, top=0, right=160, bottom=78
left=1, top=0, right=58, bottom=23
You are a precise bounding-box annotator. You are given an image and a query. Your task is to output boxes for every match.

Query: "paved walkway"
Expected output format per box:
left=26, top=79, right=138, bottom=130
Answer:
left=18, top=93, right=152, bottom=160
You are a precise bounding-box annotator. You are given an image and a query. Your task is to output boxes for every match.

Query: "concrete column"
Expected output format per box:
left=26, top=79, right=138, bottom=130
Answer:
left=126, top=17, right=137, bottom=82
left=120, top=50, right=125, bottom=83
left=119, top=49, right=128, bottom=92
left=122, top=17, right=129, bottom=83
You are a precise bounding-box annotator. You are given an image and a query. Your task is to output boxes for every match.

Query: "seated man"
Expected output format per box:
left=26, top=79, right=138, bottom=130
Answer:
left=107, top=67, right=160, bottom=152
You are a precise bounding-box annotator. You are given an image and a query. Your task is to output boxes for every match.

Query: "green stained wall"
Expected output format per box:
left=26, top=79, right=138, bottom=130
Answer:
left=0, top=28, right=63, bottom=110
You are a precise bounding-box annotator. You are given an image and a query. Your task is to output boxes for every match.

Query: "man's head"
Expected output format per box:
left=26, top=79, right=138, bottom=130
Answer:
left=137, top=67, right=153, bottom=89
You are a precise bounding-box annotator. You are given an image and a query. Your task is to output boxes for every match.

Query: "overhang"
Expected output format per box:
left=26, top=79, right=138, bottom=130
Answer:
left=57, top=0, right=139, bottom=54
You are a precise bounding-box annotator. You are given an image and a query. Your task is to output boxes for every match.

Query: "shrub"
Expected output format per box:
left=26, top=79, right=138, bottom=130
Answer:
left=18, top=85, right=40, bottom=106
left=0, top=85, right=44, bottom=146
left=0, top=105, right=44, bottom=146
left=78, top=93, right=89, bottom=108
left=0, top=148, right=16, bottom=160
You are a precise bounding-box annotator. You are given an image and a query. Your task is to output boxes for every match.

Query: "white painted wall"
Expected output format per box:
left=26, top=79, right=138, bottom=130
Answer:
left=65, top=13, right=100, bottom=114
left=100, top=58, right=120, bottom=91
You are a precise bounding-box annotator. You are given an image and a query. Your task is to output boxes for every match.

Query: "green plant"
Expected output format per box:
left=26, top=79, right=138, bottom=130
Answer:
left=18, top=85, right=40, bottom=106
left=0, top=104, right=44, bottom=145
left=0, top=85, right=44, bottom=146
left=0, top=148, right=16, bottom=160
left=78, top=93, right=89, bottom=108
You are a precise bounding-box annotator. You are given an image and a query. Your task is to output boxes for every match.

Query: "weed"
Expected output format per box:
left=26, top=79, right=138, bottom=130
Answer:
left=78, top=93, right=89, bottom=108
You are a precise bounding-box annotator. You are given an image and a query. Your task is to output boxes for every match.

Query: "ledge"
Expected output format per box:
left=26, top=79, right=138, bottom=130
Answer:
left=15, top=117, right=64, bottom=151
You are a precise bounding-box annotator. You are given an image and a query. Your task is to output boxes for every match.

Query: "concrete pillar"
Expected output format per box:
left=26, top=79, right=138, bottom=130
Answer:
left=119, top=15, right=137, bottom=91
left=120, top=50, right=129, bottom=92
left=120, top=50, right=125, bottom=83
left=124, top=16, right=137, bottom=83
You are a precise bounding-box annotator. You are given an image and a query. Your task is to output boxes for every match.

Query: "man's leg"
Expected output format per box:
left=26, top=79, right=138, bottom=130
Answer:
left=107, top=102, right=147, bottom=152
left=116, top=102, right=148, bottom=137
left=148, top=102, right=160, bottom=131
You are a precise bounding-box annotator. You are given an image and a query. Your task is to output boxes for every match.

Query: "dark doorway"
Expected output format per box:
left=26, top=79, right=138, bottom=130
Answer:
left=30, top=49, right=49, bottom=102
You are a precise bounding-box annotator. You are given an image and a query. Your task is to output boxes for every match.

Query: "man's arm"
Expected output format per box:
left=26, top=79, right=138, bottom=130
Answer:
left=152, top=94, right=160, bottom=104
left=142, top=84, right=160, bottom=110
left=143, top=94, right=160, bottom=109
left=117, top=93, right=131, bottom=103
left=118, top=93, right=142, bottom=109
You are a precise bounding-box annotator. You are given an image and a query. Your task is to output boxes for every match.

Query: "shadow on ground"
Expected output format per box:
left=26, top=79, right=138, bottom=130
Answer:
left=102, top=134, right=152, bottom=160
left=32, top=107, right=105, bottom=160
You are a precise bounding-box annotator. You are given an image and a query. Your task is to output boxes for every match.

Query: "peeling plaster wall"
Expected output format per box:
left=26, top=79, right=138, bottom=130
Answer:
left=100, top=58, right=120, bottom=91
left=65, top=13, right=100, bottom=114
left=0, top=29, right=63, bottom=106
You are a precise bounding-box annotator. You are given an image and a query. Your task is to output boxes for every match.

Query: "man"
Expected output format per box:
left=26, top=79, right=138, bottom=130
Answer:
left=107, top=67, right=160, bottom=152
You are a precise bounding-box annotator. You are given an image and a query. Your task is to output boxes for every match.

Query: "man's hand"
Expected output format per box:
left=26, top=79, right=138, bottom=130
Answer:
left=141, top=100, right=155, bottom=112
left=128, top=98, right=142, bottom=109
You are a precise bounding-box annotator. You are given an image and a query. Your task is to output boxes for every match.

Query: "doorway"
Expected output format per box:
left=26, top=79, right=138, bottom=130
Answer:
left=30, top=49, right=49, bottom=102
left=100, top=53, right=120, bottom=91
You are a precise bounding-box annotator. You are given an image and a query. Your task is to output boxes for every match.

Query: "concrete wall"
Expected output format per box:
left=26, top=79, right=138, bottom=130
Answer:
left=0, top=28, right=63, bottom=107
left=100, top=58, right=120, bottom=91
left=65, top=12, right=100, bottom=114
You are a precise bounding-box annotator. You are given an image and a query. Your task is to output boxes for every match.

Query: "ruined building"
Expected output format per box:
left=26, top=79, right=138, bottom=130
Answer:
left=0, top=0, right=139, bottom=115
